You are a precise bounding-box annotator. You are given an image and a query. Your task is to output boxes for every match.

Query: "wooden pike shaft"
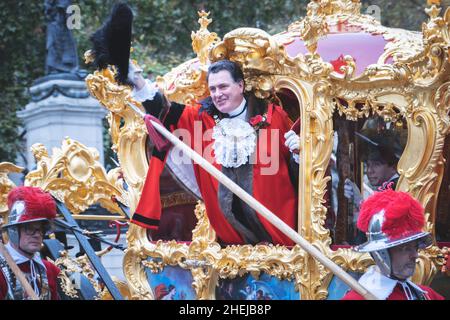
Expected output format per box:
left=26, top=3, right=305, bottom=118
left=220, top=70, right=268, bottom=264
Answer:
left=0, top=242, right=39, bottom=300
left=127, top=102, right=378, bottom=300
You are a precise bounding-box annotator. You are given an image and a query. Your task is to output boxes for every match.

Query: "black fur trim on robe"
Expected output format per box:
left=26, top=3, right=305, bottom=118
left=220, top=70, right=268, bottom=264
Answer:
left=218, top=163, right=273, bottom=245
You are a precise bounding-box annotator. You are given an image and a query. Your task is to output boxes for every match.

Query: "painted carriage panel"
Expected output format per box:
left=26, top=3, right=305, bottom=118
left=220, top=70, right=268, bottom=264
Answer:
left=326, top=272, right=362, bottom=300
left=145, top=264, right=196, bottom=300
left=216, top=273, right=299, bottom=300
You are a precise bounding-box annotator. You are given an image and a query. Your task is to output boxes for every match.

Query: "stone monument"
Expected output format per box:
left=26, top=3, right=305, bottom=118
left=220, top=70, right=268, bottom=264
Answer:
left=18, top=0, right=106, bottom=170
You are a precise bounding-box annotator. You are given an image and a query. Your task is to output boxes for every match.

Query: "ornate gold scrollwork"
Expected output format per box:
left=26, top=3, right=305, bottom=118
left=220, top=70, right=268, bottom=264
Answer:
left=210, top=28, right=288, bottom=73
left=123, top=201, right=308, bottom=300
left=334, top=98, right=369, bottom=122
left=288, top=0, right=330, bottom=54
left=273, top=75, right=335, bottom=299
left=435, top=81, right=450, bottom=134
left=0, top=162, right=23, bottom=225
left=122, top=201, right=215, bottom=299
left=413, top=246, right=446, bottom=285
left=318, top=243, right=374, bottom=298
left=186, top=204, right=220, bottom=300
left=309, top=81, right=335, bottom=246
left=283, top=0, right=449, bottom=89
left=86, top=68, right=146, bottom=214
left=55, top=254, right=80, bottom=299
left=55, top=250, right=102, bottom=299
left=128, top=203, right=218, bottom=300
left=161, top=59, right=210, bottom=106
left=157, top=10, right=223, bottom=106
left=424, top=4, right=450, bottom=44
left=288, top=0, right=363, bottom=54
left=192, top=201, right=306, bottom=300
left=209, top=27, right=333, bottom=100
left=213, top=244, right=305, bottom=291
left=333, top=95, right=405, bottom=123
left=99, top=277, right=133, bottom=300
left=57, top=273, right=79, bottom=299
left=24, top=139, right=127, bottom=219
left=191, top=11, right=220, bottom=67
left=122, top=236, right=154, bottom=300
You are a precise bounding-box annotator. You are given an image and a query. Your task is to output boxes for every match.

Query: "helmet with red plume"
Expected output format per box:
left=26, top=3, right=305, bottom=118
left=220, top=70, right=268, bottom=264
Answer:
left=2, top=187, right=57, bottom=245
left=354, top=189, right=432, bottom=276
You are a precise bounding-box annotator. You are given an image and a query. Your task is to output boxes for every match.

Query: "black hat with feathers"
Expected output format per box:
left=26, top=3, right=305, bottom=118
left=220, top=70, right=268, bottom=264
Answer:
left=90, top=3, right=133, bottom=85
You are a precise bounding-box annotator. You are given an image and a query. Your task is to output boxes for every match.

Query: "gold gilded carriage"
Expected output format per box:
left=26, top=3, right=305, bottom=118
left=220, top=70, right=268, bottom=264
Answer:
left=89, top=1, right=450, bottom=299
left=1, top=0, right=449, bottom=300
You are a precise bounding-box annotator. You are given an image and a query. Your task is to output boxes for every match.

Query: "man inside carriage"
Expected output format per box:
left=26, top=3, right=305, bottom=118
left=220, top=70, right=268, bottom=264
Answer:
left=343, top=119, right=405, bottom=244
left=90, top=4, right=301, bottom=246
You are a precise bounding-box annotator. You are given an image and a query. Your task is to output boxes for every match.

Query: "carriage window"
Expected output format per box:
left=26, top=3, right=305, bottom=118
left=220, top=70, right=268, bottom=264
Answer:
left=328, top=113, right=407, bottom=245
left=276, top=88, right=300, bottom=122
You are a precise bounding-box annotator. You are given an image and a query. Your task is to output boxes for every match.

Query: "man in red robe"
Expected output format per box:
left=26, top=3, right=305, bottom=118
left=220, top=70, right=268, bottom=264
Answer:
left=341, top=189, right=443, bottom=300
left=130, top=60, right=300, bottom=246
left=88, top=4, right=299, bottom=246
left=0, top=187, right=61, bottom=300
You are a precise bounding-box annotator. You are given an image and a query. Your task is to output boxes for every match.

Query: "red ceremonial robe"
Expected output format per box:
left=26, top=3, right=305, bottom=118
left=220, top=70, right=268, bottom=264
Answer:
left=132, top=102, right=297, bottom=246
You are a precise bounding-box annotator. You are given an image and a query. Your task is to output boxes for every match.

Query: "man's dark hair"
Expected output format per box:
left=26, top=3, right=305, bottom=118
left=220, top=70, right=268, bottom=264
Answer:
left=201, top=59, right=267, bottom=117
left=207, top=60, right=244, bottom=84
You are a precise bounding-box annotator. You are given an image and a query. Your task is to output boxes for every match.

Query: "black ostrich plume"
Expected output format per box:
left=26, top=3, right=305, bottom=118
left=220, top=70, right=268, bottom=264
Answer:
left=90, top=3, right=133, bottom=85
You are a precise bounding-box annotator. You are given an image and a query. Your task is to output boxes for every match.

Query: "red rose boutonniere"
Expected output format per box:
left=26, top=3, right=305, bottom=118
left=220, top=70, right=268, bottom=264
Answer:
left=249, top=114, right=268, bottom=130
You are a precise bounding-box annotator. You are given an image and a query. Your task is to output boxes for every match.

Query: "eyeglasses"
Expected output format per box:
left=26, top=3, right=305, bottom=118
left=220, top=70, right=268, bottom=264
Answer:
left=22, top=226, right=45, bottom=236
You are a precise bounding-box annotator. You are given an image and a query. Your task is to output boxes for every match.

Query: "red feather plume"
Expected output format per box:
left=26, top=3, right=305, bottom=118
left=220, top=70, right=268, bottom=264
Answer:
left=7, top=186, right=56, bottom=221
left=357, top=189, right=425, bottom=240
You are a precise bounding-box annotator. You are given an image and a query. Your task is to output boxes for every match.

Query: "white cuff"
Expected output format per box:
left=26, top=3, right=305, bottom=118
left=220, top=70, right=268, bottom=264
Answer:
left=292, top=153, right=300, bottom=164
left=132, top=79, right=159, bottom=102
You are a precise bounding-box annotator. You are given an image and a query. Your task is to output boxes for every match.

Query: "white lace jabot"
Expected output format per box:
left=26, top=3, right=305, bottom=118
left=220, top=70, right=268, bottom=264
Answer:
left=212, top=117, right=256, bottom=168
